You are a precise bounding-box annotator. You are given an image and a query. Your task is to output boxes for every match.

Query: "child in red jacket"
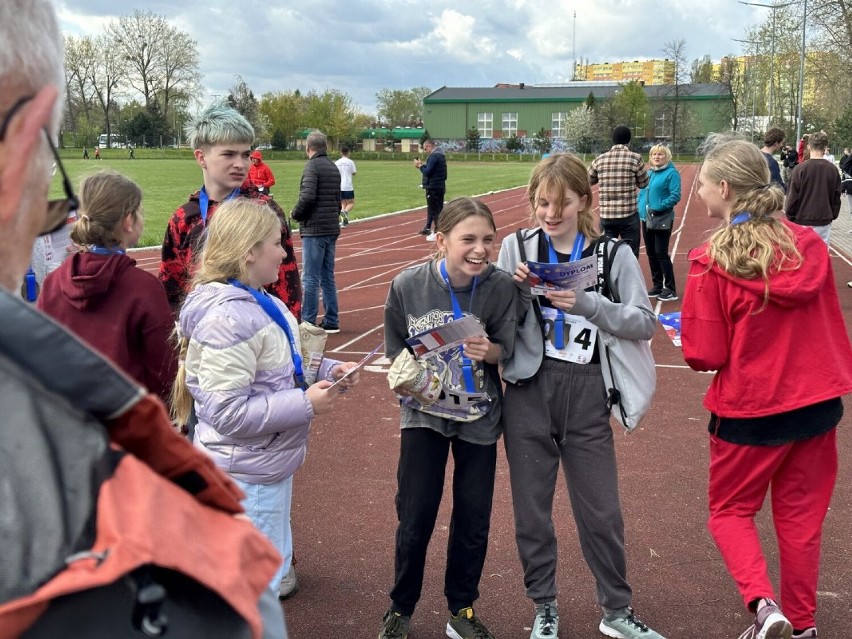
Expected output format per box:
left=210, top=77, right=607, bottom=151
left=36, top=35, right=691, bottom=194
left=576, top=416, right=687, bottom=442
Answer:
left=684, top=135, right=852, bottom=639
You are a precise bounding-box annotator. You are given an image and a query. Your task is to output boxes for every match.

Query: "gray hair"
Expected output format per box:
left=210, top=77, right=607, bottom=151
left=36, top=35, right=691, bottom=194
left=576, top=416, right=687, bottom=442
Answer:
left=306, top=130, right=327, bottom=152
left=186, top=103, right=255, bottom=149
left=0, top=0, right=64, bottom=133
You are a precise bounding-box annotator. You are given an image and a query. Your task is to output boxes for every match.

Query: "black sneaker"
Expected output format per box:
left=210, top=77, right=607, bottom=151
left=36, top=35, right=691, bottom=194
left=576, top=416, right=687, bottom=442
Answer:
left=658, top=288, right=678, bottom=301
left=418, top=228, right=431, bottom=236
left=647, top=286, right=663, bottom=298
left=319, top=322, right=340, bottom=334
left=378, top=610, right=410, bottom=639
left=447, top=607, right=494, bottom=639
left=340, top=211, right=349, bottom=227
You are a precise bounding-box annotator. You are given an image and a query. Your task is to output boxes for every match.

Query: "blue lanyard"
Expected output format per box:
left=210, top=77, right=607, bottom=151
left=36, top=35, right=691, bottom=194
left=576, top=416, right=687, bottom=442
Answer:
left=227, top=278, right=306, bottom=390
left=438, top=260, right=478, bottom=392
left=545, top=232, right=585, bottom=349
left=199, top=186, right=241, bottom=225
left=730, top=212, right=750, bottom=224
left=88, top=246, right=125, bottom=255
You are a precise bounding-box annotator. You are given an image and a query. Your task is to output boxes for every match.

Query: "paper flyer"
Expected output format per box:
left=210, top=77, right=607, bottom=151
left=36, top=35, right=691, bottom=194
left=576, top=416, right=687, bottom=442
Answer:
left=328, top=342, right=384, bottom=389
left=658, top=312, right=682, bottom=347
left=405, top=314, right=487, bottom=358
left=525, top=255, right=598, bottom=294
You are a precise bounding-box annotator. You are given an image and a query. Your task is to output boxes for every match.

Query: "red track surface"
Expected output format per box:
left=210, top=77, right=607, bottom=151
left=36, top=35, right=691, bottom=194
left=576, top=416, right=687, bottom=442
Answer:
left=135, top=167, right=852, bottom=638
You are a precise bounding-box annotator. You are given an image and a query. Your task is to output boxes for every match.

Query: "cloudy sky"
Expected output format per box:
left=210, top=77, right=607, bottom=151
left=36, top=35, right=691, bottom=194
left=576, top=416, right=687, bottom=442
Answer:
left=54, top=0, right=766, bottom=115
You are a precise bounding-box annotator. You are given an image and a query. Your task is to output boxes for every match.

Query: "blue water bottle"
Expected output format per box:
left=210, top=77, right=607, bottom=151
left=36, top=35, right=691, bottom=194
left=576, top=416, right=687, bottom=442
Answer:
left=25, top=266, right=38, bottom=302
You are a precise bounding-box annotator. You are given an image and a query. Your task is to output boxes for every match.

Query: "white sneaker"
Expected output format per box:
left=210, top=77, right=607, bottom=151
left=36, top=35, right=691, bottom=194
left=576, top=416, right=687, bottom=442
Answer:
left=426, top=232, right=437, bottom=241
left=278, top=564, right=298, bottom=599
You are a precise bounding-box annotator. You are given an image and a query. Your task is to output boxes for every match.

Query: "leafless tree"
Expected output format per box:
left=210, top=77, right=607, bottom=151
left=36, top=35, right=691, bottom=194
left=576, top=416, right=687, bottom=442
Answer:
left=107, top=10, right=201, bottom=119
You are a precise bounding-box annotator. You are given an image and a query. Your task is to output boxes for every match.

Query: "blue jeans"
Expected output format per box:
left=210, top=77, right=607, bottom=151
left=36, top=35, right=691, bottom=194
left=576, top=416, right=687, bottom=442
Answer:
left=301, top=235, right=338, bottom=327
left=234, top=476, right=293, bottom=591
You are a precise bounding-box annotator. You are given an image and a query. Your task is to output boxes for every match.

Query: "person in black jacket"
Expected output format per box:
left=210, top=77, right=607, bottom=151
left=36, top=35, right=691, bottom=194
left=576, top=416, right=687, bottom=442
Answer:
left=840, top=148, right=852, bottom=218
left=291, top=130, right=342, bottom=332
left=414, top=138, right=447, bottom=239
left=781, top=144, right=798, bottom=185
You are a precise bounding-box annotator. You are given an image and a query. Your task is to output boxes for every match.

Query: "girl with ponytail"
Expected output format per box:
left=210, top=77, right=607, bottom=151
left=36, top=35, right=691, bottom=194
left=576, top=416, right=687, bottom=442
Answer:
left=682, top=134, right=852, bottom=639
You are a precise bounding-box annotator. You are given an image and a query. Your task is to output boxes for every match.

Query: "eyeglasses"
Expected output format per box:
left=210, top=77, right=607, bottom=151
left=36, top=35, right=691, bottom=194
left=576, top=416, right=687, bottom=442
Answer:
left=0, top=95, right=79, bottom=236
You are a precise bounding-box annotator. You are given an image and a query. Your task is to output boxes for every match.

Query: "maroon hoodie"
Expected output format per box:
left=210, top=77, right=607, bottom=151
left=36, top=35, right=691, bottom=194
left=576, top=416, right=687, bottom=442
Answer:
left=37, top=252, right=177, bottom=402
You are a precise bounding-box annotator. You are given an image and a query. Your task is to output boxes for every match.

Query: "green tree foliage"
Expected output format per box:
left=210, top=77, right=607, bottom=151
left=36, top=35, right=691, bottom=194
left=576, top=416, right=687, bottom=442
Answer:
left=585, top=92, right=597, bottom=110
left=466, top=126, right=481, bottom=151
left=532, top=127, right=552, bottom=154
left=613, top=81, right=649, bottom=136
left=228, top=75, right=263, bottom=140
left=833, top=107, right=852, bottom=148
left=375, top=87, right=431, bottom=127
left=260, top=90, right=306, bottom=150
left=505, top=134, right=523, bottom=152
left=271, top=129, right=287, bottom=150
left=690, top=55, right=714, bottom=83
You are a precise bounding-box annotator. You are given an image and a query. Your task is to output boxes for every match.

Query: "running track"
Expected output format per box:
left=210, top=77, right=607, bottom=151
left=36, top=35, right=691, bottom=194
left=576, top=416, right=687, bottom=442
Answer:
left=134, top=165, right=852, bottom=638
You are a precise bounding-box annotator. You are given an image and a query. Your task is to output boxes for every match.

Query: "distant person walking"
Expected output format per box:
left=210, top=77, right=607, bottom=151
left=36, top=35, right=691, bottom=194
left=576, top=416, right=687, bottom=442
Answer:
left=781, top=144, right=797, bottom=185
left=291, top=130, right=342, bottom=333
left=588, top=125, right=649, bottom=257
left=760, top=127, right=786, bottom=191
left=335, top=145, right=357, bottom=227
left=797, top=134, right=810, bottom=163
left=82, top=146, right=89, bottom=159
left=94, top=146, right=101, bottom=160
left=785, top=131, right=841, bottom=245
left=414, top=138, right=447, bottom=240
left=249, top=150, right=276, bottom=194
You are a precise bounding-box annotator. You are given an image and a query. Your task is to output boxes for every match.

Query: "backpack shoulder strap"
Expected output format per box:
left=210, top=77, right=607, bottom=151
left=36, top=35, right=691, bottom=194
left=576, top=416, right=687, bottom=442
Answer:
left=596, top=237, right=626, bottom=303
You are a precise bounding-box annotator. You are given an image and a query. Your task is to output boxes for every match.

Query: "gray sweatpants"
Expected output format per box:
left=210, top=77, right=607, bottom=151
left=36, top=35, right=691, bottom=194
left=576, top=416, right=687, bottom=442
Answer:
left=503, top=358, right=632, bottom=608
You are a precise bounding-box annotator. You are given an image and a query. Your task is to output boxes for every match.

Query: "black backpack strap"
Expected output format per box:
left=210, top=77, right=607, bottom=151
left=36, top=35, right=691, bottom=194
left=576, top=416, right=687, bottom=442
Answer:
left=516, top=228, right=546, bottom=340
left=595, top=237, right=627, bottom=302
left=595, top=237, right=629, bottom=423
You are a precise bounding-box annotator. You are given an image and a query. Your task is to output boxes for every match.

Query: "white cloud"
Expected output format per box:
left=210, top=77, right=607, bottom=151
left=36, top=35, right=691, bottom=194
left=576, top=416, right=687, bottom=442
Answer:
left=431, top=9, right=497, bottom=63
left=53, top=0, right=765, bottom=114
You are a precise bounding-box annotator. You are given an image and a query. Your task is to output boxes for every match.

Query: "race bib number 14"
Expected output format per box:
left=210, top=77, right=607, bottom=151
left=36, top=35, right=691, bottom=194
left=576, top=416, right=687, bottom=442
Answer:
left=540, top=306, right=598, bottom=364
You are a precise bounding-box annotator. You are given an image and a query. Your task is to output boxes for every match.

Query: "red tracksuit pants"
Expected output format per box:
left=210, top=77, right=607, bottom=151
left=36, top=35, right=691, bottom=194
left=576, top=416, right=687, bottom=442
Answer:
left=707, top=428, right=837, bottom=630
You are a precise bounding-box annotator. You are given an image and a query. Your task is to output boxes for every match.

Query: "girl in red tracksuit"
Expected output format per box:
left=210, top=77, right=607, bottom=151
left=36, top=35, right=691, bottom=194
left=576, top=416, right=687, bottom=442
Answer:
left=683, top=135, right=852, bottom=639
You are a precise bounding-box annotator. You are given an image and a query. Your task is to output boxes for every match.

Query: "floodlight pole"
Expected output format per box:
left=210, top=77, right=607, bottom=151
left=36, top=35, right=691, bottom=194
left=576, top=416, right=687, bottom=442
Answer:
left=795, top=0, right=807, bottom=144
left=739, top=0, right=797, bottom=124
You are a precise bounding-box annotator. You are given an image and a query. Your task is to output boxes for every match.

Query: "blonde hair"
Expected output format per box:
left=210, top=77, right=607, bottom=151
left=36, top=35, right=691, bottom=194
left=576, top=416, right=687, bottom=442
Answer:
left=170, top=198, right=283, bottom=425
left=698, top=135, right=801, bottom=305
left=648, top=144, right=672, bottom=164
left=70, top=170, right=142, bottom=248
left=527, top=153, right=601, bottom=240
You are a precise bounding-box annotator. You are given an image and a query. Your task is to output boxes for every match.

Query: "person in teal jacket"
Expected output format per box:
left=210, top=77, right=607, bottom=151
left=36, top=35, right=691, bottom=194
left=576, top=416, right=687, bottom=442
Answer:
left=637, top=145, right=681, bottom=301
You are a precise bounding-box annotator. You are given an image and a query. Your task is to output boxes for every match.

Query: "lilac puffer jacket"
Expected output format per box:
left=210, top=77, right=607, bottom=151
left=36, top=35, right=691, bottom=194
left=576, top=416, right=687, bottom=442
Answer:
left=180, top=282, right=337, bottom=484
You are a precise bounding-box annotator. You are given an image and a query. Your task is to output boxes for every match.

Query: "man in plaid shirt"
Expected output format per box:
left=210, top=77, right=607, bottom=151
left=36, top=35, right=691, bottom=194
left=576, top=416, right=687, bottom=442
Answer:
left=588, top=126, right=649, bottom=257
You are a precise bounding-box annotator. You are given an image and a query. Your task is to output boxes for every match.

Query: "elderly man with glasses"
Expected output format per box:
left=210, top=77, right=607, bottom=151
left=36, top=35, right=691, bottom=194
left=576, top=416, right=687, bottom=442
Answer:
left=0, top=2, right=288, bottom=637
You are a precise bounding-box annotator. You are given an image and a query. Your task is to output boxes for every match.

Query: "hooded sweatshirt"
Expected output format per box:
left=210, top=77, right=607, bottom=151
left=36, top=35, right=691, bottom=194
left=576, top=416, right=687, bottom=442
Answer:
left=682, top=220, right=852, bottom=419
left=37, top=252, right=177, bottom=401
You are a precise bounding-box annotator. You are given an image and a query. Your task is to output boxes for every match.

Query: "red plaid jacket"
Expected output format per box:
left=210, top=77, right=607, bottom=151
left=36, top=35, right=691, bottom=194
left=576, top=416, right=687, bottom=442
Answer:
left=159, top=188, right=302, bottom=320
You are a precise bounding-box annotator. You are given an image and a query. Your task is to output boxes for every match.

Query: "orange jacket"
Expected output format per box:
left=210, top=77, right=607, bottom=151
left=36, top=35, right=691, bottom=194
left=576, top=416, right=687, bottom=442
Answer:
left=250, top=161, right=276, bottom=189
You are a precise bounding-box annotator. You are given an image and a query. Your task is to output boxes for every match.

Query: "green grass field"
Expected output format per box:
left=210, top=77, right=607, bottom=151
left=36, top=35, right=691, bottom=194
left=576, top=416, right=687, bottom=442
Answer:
left=50, top=157, right=535, bottom=247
